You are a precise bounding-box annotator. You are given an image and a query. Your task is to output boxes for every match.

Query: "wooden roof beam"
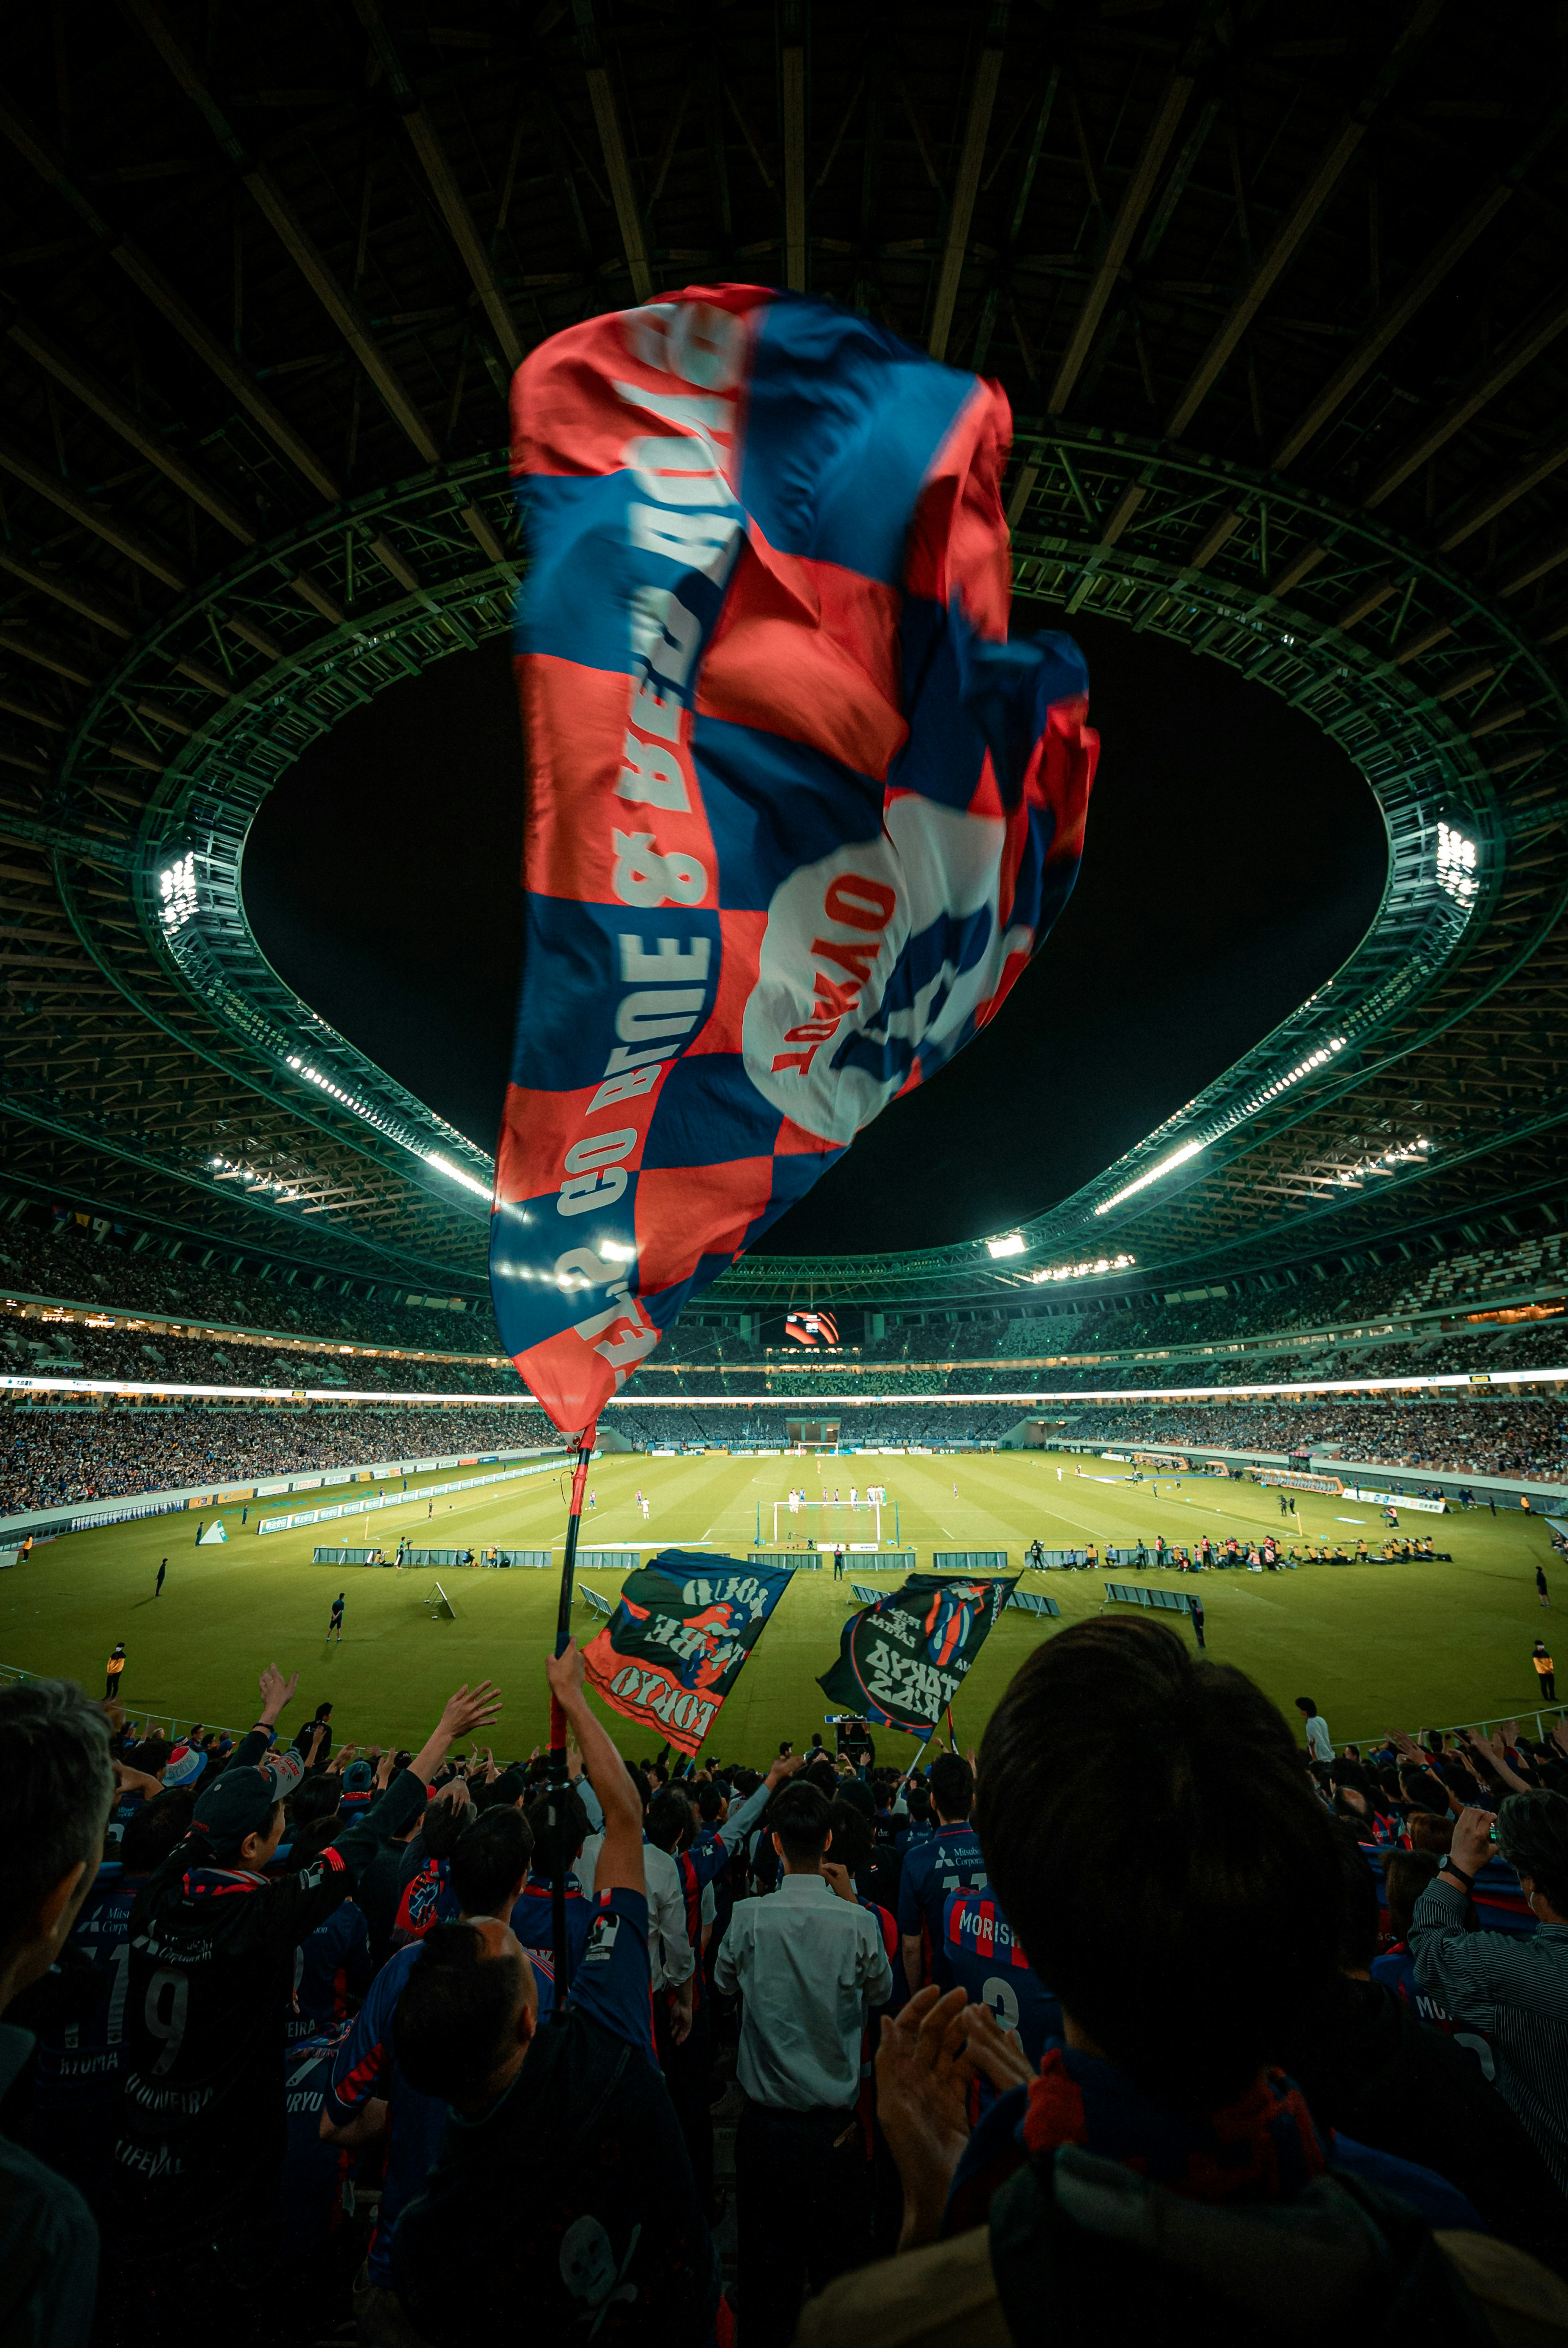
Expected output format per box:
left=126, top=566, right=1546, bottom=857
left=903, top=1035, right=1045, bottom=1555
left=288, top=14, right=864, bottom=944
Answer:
left=7, top=316, right=256, bottom=546
left=347, top=0, right=526, bottom=374
left=1166, top=116, right=1365, bottom=440
left=129, top=0, right=441, bottom=467
left=0, top=429, right=185, bottom=590
left=1363, top=283, right=1568, bottom=510
left=1049, top=67, right=1192, bottom=414
left=1271, top=180, right=1513, bottom=472
left=0, top=552, right=134, bottom=639
left=577, top=0, right=653, bottom=304
left=782, top=0, right=807, bottom=292
left=928, top=5, right=1008, bottom=364
left=0, top=95, right=340, bottom=505
left=1437, top=426, right=1568, bottom=555
left=1167, top=0, right=1446, bottom=442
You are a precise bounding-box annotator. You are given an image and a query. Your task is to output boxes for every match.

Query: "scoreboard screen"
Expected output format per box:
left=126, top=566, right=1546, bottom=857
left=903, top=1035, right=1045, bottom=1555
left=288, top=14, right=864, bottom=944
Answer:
left=786, top=1309, right=840, bottom=1348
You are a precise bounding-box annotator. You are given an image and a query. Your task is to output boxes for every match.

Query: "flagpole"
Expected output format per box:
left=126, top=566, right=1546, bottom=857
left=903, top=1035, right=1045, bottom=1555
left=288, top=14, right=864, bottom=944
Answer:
left=548, top=1418, right=597, bottom=2025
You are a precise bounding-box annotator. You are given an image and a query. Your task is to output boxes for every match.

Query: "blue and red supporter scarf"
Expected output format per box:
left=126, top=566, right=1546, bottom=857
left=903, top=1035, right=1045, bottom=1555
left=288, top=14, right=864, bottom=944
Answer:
left=946, top=2045, right=1325, bottom=2236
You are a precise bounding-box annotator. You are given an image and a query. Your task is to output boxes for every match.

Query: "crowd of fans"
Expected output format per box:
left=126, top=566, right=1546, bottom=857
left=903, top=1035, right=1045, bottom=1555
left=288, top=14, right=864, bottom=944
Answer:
left=7, top=1386, right=1568, bottom=1521
left=0, top=1215, right=493, bottom=1351
left=9, top=1206, right=1568, bottom=1398
left=0, top=1405, right=556, bottom=1516
left=1092, top=1398, right=1568, bottom=1484
left=6, top=1624, right=1568, bottom=2344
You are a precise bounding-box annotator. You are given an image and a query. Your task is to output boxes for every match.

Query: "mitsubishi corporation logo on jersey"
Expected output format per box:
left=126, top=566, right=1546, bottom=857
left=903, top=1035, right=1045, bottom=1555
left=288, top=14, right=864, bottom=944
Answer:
left=742, top=808, right=1031, bottom=1144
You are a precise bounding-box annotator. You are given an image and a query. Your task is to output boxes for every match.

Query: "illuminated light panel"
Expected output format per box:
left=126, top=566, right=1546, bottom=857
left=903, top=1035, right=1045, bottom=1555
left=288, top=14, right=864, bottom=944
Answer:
left=424, top=1151, right=492, bottom=1200
left=986, top=1232, right=1027, bottom=1258
left=158, top=852, right=197, bottom=932
left=1437, top=822, right=1479, bottom=905
left=1094, top=1140, right=1204, bottom=1215
left=1028, top=1253, right=1136, bottom=1284
left=1228, top=1038, right=1345, bottom=1120
left=1334, top=1135, right=1433, bottom=1188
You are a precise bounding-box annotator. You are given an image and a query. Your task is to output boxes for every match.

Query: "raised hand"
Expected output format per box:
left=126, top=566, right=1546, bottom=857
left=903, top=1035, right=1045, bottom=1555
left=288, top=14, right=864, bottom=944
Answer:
left=875, top=1988, right=976, bottom=2250
left=545, top=1643, right=585, bottom=1710
left=435, top=1681, right=504, bottom=1747
left=257, top=1663, right=298, bottom=1724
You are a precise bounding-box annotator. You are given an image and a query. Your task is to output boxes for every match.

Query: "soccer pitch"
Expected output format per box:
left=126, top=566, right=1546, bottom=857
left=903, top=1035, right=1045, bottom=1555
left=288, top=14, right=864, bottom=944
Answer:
left=0, top=1449, right=1559, bottom=1762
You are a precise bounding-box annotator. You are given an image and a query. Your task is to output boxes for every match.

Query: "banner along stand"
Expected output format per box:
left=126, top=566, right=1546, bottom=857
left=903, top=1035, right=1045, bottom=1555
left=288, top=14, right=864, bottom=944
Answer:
left=549, top=1421, right=598, bottom=2025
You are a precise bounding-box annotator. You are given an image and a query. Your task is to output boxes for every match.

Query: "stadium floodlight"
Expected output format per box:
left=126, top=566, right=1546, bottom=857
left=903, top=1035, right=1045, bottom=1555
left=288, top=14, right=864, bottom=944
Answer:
left=1437, top=822, right=1479, bottom=905
left=1094, top=1139, right=1203, bottom=1215
left=158, top=851, right=198, bottom=932
left=423, top=1151, right=493, bottom=1199
left=986, top=1232, right=1027, bottom=1258
left=1027, top=1252, right=1136, bottom=1283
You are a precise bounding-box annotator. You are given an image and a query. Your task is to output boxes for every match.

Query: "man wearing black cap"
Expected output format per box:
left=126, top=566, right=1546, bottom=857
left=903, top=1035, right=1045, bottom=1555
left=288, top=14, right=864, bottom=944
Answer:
left=108, top=1659, right=501, bottom=2334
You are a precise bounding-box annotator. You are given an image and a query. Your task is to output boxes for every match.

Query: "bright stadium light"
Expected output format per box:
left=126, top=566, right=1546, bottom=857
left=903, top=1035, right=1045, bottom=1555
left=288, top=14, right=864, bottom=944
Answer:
left=424, top=1151, right=493, bottom=1200
left=986, top=1232, right=1027, bottom=1258
left=1437, top=822, right=1479, bottom=905
left=1094, top=1140, right=1203, bottom=1215
left=158, top=852, right=197, bottom=932
left=1028, top=1252, right=1136, bottom=1283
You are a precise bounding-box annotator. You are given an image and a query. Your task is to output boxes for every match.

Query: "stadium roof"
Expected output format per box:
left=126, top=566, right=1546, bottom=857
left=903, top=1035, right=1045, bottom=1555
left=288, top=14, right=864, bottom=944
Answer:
left=2, top=0, right=1567, bottom=1309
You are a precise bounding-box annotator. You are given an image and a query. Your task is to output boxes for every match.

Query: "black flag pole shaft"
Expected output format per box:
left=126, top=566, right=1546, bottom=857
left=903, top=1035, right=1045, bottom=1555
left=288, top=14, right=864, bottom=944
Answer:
left=549, top=1418, right=598, bottom=2024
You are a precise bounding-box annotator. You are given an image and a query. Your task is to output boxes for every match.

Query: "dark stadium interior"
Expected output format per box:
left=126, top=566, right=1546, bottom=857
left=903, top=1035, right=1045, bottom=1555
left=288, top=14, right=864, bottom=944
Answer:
left=244, top=613, right=1386, bottom=1248
left=6, top=6, right=1568, bottom=2334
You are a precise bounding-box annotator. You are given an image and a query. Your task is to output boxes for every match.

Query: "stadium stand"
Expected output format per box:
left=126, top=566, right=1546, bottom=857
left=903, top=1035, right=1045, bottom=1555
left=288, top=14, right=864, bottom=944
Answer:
left=8, top=1630, right=1568, bottom=2347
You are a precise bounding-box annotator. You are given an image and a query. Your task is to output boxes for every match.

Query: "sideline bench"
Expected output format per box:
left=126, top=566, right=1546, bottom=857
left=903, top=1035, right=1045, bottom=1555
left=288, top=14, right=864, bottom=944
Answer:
left=1102, top=1581, right=1193, bottom=1617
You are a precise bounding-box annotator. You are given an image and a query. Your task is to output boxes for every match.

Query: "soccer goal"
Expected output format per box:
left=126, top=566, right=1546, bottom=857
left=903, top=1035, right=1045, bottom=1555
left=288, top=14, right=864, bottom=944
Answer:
left=423, top=1581, right=456, bottom=1621
left=772, top=1487, right=887, bottom=1546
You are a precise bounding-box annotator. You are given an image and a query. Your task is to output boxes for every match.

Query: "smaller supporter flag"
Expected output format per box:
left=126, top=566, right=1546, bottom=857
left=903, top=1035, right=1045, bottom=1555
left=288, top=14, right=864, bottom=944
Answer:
left=786, top=1309, right=838, bottom=1348
left=818, top=1572, right=1016, bottom=1735
left=582, top=1550, right=793, bottom=1753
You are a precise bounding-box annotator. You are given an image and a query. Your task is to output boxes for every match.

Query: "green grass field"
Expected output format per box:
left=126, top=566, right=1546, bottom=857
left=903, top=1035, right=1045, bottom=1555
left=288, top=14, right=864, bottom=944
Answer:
left=2, top=1451, right=1560, bottom=1762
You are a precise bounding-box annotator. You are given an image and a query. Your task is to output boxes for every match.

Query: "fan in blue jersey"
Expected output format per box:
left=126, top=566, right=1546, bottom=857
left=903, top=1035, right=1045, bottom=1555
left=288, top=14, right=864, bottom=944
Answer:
left=896, top=1754, right=987, bottom=1993
left=942, top=1881, right=1063, bottom=2111
left=324, top=1807, right=544, bottom=2294
left=390, top=1644, right=719, bottom=2347
left=31, top=1788, right=195, bottom=2213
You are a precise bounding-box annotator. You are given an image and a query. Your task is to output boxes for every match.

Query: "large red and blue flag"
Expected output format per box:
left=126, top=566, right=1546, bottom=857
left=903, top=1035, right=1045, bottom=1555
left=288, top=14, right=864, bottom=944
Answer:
left=494, top=286, right=1098, bottom=1430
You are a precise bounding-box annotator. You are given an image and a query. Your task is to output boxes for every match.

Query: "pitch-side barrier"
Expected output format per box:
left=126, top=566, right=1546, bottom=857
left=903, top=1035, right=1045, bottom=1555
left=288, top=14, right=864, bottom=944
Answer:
left=256, top=1450, right=586, bottom=1536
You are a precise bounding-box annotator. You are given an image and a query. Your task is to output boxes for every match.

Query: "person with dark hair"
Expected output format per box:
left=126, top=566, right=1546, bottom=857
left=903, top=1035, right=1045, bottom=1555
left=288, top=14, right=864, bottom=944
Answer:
left=899, top=1754, right=984, bottom=1996
left=322, top=1804, right=538, bottom=2324
left=1296, top=1695, right=1333, bottom=1770
left=327, top=1592, right=345, bottom=1643
left=0, top=1678, right=114, bottom=2348
left=1535, top=1640, right=1557, bottom=1704
left=1410, top=1792, right=1568, bottom=2187
left=388, top=1641, right=720, bottom=2345
left=1279, top=1834, right=1568, bottom=2272
left=647, top=1759, right=795, bottom=2217
left=510, top=1782, right=593, bottom=1963
left=577, top=1756, right=697, bottom=2040
left=1373, top=1851, right=1491, bottom=2058
left=796, top=1620, right=1540, bottom=2345
left=390, top=1784, right=471, bottom=1945
left=31, top=1786, right=196, bottom=2214
left=715, top=1773, right=893, bottom=2346
left=107, top=1664, right=500, bottom=2340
